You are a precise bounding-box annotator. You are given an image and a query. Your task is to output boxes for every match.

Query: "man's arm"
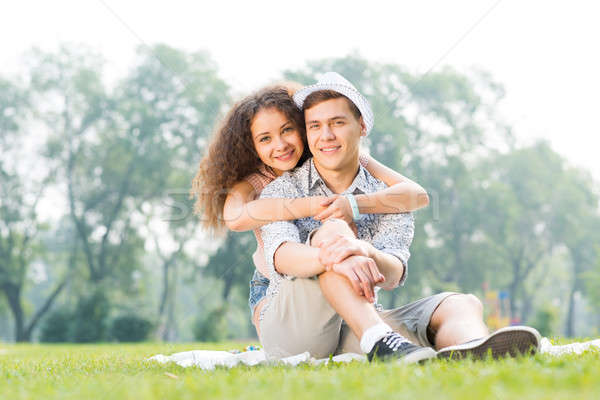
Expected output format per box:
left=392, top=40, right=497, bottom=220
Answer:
left=260, top=178, right=326, bottom=279
left=317, top=234, right=404, bottom=291
left=272, top=242, right=325, bottom=278
left=370, top=212, right=415, bottom=288
left=364, top=244, right=405, bottom=290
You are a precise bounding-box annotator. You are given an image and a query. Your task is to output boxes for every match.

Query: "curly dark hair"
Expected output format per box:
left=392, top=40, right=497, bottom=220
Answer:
left=190, top=84, right=308, bottom=233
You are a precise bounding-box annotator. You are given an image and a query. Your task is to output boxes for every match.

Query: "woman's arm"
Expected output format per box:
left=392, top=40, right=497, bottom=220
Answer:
left=223, top=180, right=328, bottom=232
left=359, top=154, right=430, bottom=212
left=314, top=155, right=429, bottom=221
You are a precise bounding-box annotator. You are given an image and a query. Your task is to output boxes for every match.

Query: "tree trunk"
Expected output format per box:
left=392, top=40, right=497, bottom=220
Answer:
left=164, top=263, right=178, bottom=341
left=2, top=283, right=27, bottom=342
left=158, top=262, right=170, bottom=317
left=565, top=282, right=577, bottom=337
left=520, top=290, right=534, bottom=324
left=222, top=271, right=234, bottom=302
left=508, top=278, right=519, bottom=321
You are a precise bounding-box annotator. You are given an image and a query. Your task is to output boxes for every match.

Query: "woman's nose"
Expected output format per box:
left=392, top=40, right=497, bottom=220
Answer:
left=274, top=135, right=289, bottom=150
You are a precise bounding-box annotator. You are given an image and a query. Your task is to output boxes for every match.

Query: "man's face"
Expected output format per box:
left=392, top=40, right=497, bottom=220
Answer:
left=304, top=97, right=366, bottom=173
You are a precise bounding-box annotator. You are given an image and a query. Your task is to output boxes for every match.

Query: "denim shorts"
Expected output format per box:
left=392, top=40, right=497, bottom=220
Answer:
left=249, top=269, right=270, bottom=315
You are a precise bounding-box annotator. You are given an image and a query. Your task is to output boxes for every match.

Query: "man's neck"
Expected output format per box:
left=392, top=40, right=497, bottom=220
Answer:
left=313, top=159, right=360, bottom=194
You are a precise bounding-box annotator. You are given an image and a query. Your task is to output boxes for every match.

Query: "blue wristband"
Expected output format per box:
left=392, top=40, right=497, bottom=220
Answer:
left=344, top=194, right=361, bottom=221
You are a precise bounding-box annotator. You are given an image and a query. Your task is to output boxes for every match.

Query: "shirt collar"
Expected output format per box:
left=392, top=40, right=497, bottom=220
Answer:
left=308, top=158, right=370, bottom=195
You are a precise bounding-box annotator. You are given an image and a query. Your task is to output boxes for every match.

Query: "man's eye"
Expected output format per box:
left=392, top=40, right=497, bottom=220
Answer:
left=309, top=124, right=319, bottom=130
left=335, top=120, right=344, bottom=126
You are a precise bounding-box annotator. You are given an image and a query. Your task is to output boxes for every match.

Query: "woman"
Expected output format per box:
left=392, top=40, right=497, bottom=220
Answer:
left=190, top=84, right=428, bottom=335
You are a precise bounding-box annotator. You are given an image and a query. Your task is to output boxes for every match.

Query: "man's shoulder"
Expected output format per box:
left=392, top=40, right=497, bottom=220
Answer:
left=359, top=165, right=388, bottom=193
left=260, top=158, right=312, bottom=198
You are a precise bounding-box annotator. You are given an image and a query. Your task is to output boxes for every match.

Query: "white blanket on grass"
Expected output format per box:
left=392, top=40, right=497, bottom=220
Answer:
left=147, top=337, right=600, bottom=371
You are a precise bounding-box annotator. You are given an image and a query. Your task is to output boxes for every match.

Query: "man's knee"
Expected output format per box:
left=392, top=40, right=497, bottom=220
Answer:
left=318, top=270, right=343, bottom=291
left=431, top=293, right=484, bottom=327
left=439, top=293, right=483, bottom=314
left=310, top=218, right=355, bottom=247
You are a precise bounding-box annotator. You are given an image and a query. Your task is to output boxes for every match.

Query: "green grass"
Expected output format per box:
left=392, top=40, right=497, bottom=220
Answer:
left=1, top=341, right=599, bottom=400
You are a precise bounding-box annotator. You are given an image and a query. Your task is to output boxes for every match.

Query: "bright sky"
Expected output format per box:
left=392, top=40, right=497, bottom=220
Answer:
left=2, top=0, right=599, bottom=181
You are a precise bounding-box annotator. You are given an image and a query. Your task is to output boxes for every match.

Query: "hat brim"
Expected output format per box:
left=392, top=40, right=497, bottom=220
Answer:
left=293, top=83, right=374, bottom=135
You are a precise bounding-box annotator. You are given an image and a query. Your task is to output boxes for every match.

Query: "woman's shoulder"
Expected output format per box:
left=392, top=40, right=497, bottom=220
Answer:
left=243, top=165, right=276, bottom=193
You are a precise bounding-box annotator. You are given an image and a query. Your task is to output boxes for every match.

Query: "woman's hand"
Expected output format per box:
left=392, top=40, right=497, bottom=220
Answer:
left=314, top=195, right=353, bottom=224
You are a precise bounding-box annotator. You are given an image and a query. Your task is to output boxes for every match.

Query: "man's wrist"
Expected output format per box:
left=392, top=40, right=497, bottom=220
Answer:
left=362, top=240, right=377, bottom=259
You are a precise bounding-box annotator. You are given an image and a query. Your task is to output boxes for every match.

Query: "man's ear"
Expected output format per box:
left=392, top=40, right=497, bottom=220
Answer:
left=359, top=117, right=367, bottom=137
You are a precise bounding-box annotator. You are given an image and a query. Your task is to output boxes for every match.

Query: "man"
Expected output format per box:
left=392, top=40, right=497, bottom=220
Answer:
left=257, top=72, right=540, bottom=363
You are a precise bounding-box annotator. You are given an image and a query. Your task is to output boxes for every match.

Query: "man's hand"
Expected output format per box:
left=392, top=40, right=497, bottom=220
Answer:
left=314, top=195, right=353, bottom=224
left=331, top=255, right=384, bottom=303
left=318, top=234, right=374, bottom=269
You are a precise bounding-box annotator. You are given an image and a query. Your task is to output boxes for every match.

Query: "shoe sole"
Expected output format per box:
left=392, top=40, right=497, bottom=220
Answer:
left=398, top=347, right=438, bottom=365
left=437, top=326, right=541, bottom=360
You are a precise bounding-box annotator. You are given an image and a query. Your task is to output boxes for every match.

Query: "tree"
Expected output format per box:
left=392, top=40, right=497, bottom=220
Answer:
left=478, top=142, right=565, bottom=321
left=0, top=78, right=68, bottom=341
left=547, top=166, right=600, bottom=336
left=32, top=44, right=229, bottom=292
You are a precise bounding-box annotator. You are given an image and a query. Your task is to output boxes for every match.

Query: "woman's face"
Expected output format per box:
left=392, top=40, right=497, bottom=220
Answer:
left=250, top=107, right=304, bottom=176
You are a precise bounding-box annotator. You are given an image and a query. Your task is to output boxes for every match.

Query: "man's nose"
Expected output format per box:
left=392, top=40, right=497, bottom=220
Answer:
left=321, top=125, right=335, bottom=140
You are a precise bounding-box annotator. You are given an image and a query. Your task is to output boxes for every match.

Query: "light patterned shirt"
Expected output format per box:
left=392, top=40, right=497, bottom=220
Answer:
left=259, top=158, right=414, bottom=289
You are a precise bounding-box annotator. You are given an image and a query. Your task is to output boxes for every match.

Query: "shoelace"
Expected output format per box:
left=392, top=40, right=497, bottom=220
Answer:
left=382, top=332, right=409, bottom=351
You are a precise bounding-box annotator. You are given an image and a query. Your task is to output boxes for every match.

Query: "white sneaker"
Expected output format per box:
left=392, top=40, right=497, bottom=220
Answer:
left=437, top=326, right=541, bottom=360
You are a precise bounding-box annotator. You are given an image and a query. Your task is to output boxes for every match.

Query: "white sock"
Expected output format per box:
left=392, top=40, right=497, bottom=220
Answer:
left=360, top=323, right=395, bottom=353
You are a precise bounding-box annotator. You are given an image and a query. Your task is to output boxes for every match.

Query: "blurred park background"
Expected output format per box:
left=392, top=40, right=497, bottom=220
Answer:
left=1, top=1, right=599, bottom=343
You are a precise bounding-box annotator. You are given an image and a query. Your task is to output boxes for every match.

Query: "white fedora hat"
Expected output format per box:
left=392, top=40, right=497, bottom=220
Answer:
left=293, top=72, right=374, bottom=135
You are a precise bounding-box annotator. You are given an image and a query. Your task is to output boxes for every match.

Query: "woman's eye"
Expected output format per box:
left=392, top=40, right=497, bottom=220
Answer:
left=282, top=127, right=294, bottom=133
left=259, top=136, right=270, bottom=143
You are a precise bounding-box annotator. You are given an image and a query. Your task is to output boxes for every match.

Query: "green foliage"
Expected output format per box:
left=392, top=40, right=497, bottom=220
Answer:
left=110, top=314, right=154, bottom=342
left=39, top=307, right=72, bottom=343
left=531, top=305, right=558, bottom=337
left=71, top=290, right=110, bottom=343
left=193, top=305, right=228, bottom=342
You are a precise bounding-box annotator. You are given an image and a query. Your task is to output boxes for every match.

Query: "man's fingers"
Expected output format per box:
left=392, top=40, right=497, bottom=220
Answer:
left=315, top=208, right=334, bottom=221
left=354, top=268, right=374, bottom=302
left=334, top=249, right=352, bottom=263
left=347, top=270, right=363, bottom=296
left=367, top=259, right=385, bottom=284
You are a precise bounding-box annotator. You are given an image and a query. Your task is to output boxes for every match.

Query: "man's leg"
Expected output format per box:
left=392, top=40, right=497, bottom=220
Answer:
left=335, top=292, right=458, bottom=354
left=428, top=293, right=488, bottom=349
left=311, top=219, right=382, bottom=339
left=430, top=294, right=541, bottom=359
left=259, top=276, right=344, bottom=359
left=311, top=219, right=436, bottom=362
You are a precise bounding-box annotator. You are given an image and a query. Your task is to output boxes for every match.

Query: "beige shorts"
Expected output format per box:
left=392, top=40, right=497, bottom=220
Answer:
left=258, top=276, right=457, bottom=359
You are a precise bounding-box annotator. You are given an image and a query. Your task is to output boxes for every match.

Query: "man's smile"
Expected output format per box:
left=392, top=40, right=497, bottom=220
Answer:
left=319, top=145, right=341, bottom=154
